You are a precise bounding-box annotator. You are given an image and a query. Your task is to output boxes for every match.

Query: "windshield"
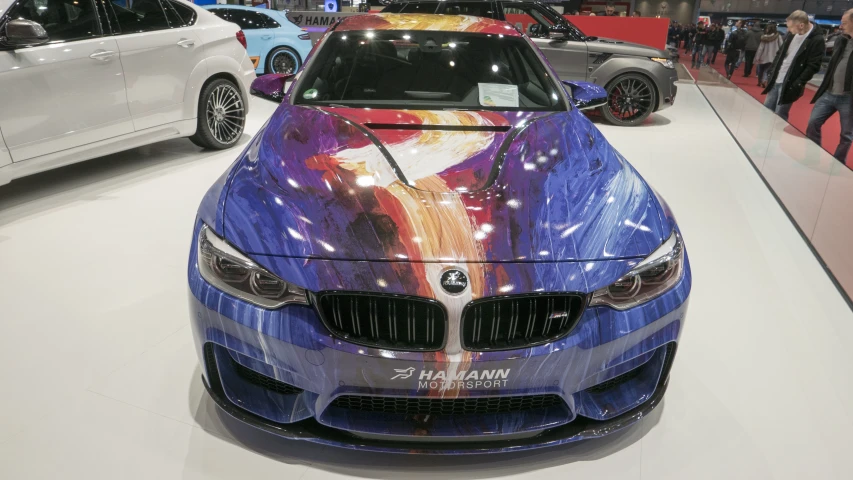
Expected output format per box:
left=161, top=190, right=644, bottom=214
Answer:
left=293, top=30, right=566, bottom=111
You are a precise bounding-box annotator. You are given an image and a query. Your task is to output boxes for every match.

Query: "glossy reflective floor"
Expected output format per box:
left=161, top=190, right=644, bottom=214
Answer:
left=695, top=68, right=853, bottom=299
left=2, top=85, right=853, bottom=479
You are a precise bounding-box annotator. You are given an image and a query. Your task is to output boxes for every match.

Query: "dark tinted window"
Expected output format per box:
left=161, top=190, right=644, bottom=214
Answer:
left=444, top=2, right=499, bottom=18
left=257, top=12, right=279, bottom=28
left=382, top=2, right=441, bottom=14
left=6, top=0, right=100, bottom=42
left=206, top=8, right=230, bottom=21
left=503, top=4, right=554, bottom=37
left=503, top=3, right=586, bottom=40
left=227, top=10, right=276, bottom=30
left=294, top=31, right=564, bottom=111
left=110, top=0, right=170, bottom=33
left=163, top=0, right=195, bottom=26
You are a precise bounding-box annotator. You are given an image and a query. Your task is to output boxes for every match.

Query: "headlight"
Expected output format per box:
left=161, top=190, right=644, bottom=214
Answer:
left=197, top=224, right=308, bottom=309
left=651, top=57, right=674, bottom=69
left=589, top=231, right=684, bottom=310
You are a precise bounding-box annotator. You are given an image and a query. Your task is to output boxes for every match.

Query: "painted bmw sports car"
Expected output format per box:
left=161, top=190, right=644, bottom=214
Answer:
left=188, top=13, right=691, bottom=454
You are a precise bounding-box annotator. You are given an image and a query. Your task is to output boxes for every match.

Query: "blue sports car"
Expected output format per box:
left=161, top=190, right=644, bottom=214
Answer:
left=188, top=13, right=691, bottom=454
left=204, top=5, right=312, bottom=75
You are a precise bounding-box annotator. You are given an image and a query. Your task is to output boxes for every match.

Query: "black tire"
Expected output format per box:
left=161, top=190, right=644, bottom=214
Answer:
left=601, top=73, right=657, bottom=126
left=265, top=46, right=301, bottom=75
left=189, top=78, right=246, bottom=150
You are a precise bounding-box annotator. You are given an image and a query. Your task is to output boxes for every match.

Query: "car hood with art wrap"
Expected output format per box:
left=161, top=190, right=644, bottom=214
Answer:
left=215, top=104, right=673, bottom=263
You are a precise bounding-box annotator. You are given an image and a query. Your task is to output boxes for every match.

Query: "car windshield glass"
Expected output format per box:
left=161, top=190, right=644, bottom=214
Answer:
left=294, top=30, right=565, bottom=111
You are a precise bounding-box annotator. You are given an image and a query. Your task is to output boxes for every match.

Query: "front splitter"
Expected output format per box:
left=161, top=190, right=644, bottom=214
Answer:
left=201, top=344, right=675, bottom=455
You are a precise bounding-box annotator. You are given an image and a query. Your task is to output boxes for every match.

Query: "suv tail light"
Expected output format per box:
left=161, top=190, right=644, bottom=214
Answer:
left=236, top=30, right=247, bottom=49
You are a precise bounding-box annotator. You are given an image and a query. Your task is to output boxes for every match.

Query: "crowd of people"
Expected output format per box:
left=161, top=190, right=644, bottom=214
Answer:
left=670, top=11, right=852, bottom=162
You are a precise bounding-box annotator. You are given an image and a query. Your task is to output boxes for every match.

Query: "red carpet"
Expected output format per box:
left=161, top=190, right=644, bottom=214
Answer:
left=684, top=52, right=850, bottom=166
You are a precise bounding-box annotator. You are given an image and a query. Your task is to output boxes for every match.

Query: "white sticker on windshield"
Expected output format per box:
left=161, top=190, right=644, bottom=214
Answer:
left=478, top=83, right=519, bottom=108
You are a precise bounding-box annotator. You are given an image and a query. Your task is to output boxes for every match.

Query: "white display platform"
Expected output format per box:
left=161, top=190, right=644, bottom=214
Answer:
left=1, top=84, right=852, bottom=479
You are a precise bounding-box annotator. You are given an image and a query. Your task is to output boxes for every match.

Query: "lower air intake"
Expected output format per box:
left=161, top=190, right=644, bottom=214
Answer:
left=330, top=394, right=566, bottom=416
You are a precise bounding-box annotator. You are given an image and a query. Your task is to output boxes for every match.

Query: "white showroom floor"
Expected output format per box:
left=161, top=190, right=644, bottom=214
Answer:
left=2, top=83, right=853, bottom=479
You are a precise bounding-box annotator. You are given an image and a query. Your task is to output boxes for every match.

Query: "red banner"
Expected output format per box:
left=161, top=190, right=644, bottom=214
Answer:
left=568, top=17, right=669, bottom=50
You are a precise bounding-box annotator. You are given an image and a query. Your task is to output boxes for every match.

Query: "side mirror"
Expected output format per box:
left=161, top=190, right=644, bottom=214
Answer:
left=563, top=80, right=608, bottom=110
left=528, top=24, right=546, bottom=37
left=250, top=73, right=295, bottom=103
left=548, top=25, right=569, bottom=40
left=3, top=19, right=49, bottom=48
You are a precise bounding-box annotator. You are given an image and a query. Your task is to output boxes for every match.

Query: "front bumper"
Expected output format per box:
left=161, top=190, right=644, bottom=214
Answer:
left=656, top=66, right=679, bottom=111
left=188, top=226, right=691, bottom=454
left=202, top=343, right=675, bottom=454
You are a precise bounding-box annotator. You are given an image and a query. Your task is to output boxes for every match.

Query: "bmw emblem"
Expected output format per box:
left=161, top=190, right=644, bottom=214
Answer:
left=440, top=269, right=468, bottom=295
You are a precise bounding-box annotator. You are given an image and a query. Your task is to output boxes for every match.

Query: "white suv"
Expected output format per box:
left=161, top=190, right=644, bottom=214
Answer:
left=0, top=0, right=256, bottom=185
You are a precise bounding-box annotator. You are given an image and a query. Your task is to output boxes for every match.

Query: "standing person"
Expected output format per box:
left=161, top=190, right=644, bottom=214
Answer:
left=806, top=9, right=853, bottom=162
left=705, top=24, right=724, bottom=65
left=684, top=23, right=696, bottom=51
left=692, top=23, right=709, bottom=68
left=743, top=22, right=763, bottom=77
left=599, top=2, right=618, bottom=16
left=713, top=24, right=726, bottom=63
left=755, top=23, right=783, bottom=87
left=725, top=21, right=746, bottom=79
left=681, top=24, right=691, bottom=52
left=762, top=10, right=826, bottom=121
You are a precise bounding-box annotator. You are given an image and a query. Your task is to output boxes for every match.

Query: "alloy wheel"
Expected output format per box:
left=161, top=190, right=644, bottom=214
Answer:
left=271, top=50, right=298, bottom=75
left=206, top=83, right=244, bottom=145
left=608, top=77, right=654, bottom=124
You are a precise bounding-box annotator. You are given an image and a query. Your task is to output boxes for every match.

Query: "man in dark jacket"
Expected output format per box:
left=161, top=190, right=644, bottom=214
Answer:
left=725, top=21, right=746, bottom=79
left=762, top=11, right=826, bottom=121
left=743, top=22, right=763, bottom=76
left=599, top=2, right=619, bottom=16
left=806, top=9, right=853, bottom=162
left=706, top=23, right=725, bottom=64
left=684, top=24, right=695, bottom=52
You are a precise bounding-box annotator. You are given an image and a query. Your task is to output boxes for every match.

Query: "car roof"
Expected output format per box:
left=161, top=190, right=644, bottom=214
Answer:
left=336, top=13, right=520, bottom=36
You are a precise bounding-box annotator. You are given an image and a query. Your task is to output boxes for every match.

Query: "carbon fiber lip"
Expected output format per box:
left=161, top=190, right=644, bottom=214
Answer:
left=200, top=343, right=676, bottom=454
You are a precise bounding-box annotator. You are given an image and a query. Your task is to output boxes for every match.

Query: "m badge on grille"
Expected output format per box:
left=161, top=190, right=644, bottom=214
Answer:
left=440, top=269, right=468, bottom=294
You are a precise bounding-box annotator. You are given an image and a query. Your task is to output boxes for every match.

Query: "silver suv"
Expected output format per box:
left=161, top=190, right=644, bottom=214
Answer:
left=383, top=0, right=678, bottom=125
